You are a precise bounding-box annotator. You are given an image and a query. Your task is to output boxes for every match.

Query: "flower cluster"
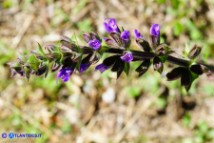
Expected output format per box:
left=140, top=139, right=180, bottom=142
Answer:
left=9, top=18, right=214, bottom=91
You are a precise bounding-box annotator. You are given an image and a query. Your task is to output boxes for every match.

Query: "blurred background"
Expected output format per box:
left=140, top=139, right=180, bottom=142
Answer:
left=0, top=0, right=214, bottom=142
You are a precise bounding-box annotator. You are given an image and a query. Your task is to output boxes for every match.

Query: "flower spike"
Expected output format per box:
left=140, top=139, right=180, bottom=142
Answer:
left=9, top=18, right=214, bottom=91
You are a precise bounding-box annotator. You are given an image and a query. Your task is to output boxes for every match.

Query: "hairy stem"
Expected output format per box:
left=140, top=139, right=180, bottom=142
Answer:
left=102, top=48, right=214, bottom=72
left=166, top=55, right=190, bottom=67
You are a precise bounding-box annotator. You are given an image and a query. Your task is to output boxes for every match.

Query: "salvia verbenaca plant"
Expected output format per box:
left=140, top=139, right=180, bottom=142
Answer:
left=9, top=18, right=214, bottom=91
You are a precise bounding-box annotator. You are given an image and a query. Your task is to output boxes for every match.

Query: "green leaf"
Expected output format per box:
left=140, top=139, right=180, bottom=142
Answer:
left=77, top=19, right=92, bottom=32
left=126, top=86, right=141, bottom=98
left=3, top=0, right=13, bottom=8
left=202, top=84, right=214, bottom=96
left=24, top=67, right=31, bottom=79
left=44, top=62, right=49, bottom=78
left=171, top=0, right=180, bottom=9
left=61, top=120, right=72, bottom=133
left=27, top=55, right=40, bottom=71
left=173, top=22, right=184, bottom=36
left=37, top=42, right=45, bottom=56
left=190, top=71, right=199, bottom=82
left=182, top=113, right=191, bottom=127
left=155, top=97, right=167, bottom=109
left=156, top=0, right=166, bottom=4
left=186, top=20, right=202, bottom=40
left=76, top=55, right=83, bottom=71
left=124, top=62, right=130, bottom=75
left=71, top=33, right=82, bottom=53
left=197, top=121, right=209, bottom=134
left=206, top=129, right=214, bottom=140
left=51, top=51, right=63, bottom=63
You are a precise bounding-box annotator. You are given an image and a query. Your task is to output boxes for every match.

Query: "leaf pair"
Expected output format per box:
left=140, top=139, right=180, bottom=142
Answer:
left=135, top=56, right=164, bottom=77
left=102, top=55, right=127, bottom=78
left=136, top=39, right=151, bottom=52
left=136, top=60, right=151, bottom=77
left=166, top=64, right=203, bottom=91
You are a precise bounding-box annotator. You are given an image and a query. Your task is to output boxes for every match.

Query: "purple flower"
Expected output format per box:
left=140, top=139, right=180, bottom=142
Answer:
left=95, top=64, right=109, bottom=73
left=80, top=63, right=90, bottom=73
left=120, top=30, right=130, bottom=41
left=120, top=52, right=133, bottom=62
left=150, top=24, right=160, bottom=45
left=104, top=18, right=119, bottom=33
left=150, top=24, right=160, bottom=36
left=88, top=39, right=101, bottom=50
left=57, top=67, right=72, bottom=82
left=134, top=29, right=143, bottom=39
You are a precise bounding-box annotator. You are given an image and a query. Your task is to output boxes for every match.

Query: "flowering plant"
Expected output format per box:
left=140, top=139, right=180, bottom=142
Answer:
left=9, top=18, right=214, bottom=91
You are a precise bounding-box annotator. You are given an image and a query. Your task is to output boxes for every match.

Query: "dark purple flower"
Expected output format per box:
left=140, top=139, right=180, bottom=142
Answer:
left=134, top=29, right=143, bottom=39
left=80, top=63, right=90, bottom=73
left=150, top=24, right=160, bottom=45
left=120, top=30, right=130, bottom=42
left=120, top=52, right=133, bottom=62
left=57, top=67, right=72, bottom=82
left=150, top=24, right=160, bottom=36
left=95, top=64, right=109, bottom=73
left=104, top=18, right=119, bottom=33
left=88, top=39, right=101, bottom=50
